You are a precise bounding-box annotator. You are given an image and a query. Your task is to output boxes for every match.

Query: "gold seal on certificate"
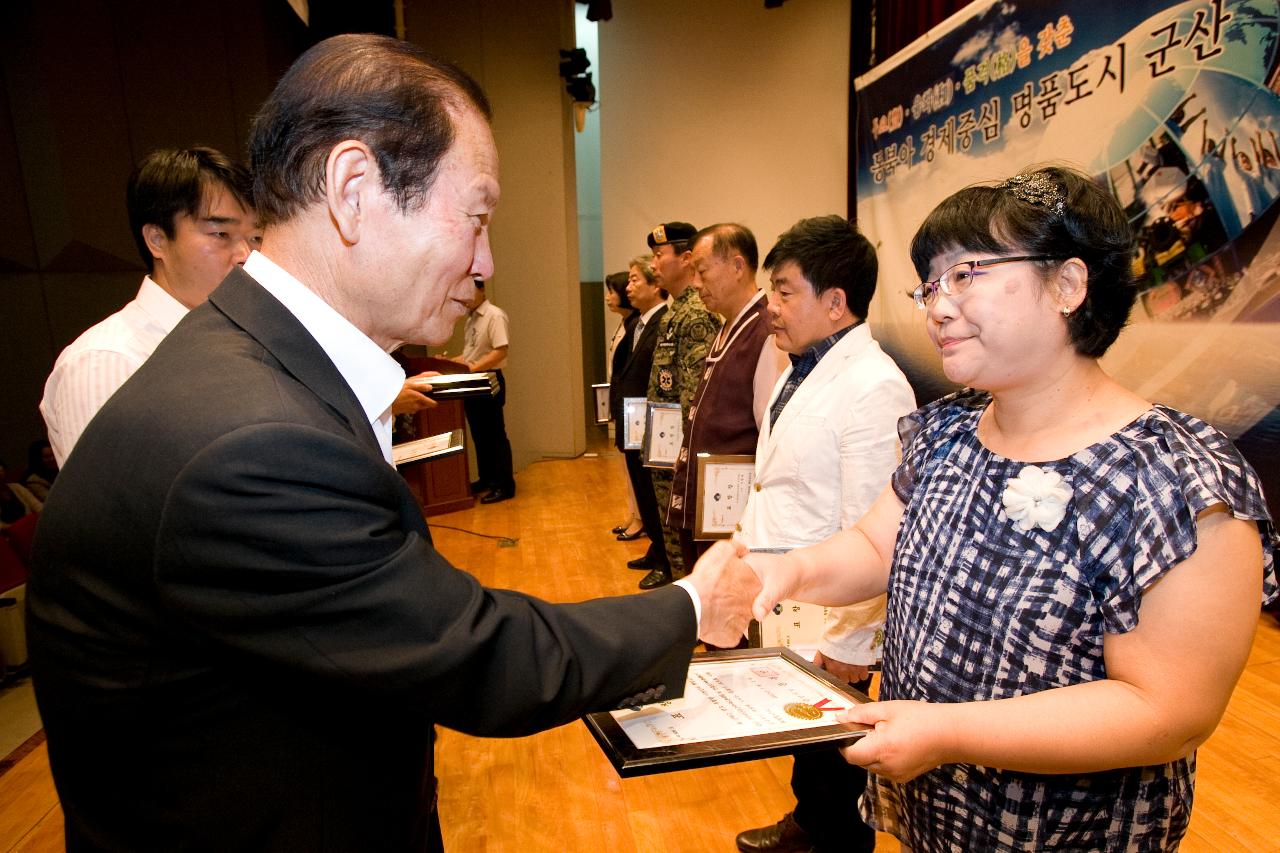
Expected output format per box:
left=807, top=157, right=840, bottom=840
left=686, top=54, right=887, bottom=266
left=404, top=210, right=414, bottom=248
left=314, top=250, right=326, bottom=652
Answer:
left=783, top=702, right=823, bottom=720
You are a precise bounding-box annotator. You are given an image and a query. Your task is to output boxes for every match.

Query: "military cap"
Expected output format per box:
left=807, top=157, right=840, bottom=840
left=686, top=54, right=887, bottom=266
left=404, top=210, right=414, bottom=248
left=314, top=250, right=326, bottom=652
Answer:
left=647, top=221, right=697, bottom=248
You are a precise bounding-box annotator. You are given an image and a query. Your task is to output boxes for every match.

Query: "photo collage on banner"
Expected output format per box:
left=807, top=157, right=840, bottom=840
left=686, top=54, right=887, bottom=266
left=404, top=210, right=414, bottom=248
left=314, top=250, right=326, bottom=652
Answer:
left=856, top=0, right=1280, bottom=509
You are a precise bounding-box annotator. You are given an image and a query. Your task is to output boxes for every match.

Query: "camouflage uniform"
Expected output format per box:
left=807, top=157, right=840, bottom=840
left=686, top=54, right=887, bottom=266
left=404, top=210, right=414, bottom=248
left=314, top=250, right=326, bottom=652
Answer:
left=646, top=288, right=721, bottom=575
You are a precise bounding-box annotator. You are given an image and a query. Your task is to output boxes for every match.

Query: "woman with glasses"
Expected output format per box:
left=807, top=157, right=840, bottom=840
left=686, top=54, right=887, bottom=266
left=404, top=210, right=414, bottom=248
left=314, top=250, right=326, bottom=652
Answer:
left=736, top=166, right=1277, bottom=851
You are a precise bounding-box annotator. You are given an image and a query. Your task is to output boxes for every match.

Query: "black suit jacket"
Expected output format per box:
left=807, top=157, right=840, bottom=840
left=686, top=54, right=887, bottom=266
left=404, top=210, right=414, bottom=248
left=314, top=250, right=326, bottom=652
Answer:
left=610, top=305, right=667, bottom=450
left=27, top=268, right=695, bottom=852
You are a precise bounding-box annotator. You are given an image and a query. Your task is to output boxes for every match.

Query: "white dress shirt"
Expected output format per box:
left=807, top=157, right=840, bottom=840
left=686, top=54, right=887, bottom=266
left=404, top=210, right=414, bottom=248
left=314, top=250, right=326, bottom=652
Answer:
left=461, top=299, right=509, bottom=369
left=41, top=276, right=190, bottom=466
left=244, top=252, right=405, bottom=463
left=247, top=256, right=703, bottom=626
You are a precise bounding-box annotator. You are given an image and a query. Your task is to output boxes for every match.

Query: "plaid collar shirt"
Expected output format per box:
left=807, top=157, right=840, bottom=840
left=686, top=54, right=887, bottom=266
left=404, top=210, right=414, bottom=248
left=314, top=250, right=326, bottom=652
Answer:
left=768, top=321, right=861, bottom=428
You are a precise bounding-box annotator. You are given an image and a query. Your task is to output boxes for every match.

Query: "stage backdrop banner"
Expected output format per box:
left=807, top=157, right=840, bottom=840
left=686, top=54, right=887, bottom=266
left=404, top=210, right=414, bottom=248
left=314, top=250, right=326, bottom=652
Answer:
left=856, top=0, right=1280, bottom=509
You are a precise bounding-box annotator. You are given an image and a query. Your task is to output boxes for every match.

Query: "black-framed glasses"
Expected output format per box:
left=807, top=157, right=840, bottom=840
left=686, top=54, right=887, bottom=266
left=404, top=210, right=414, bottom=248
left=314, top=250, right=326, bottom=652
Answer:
left=909, top=255, right=1066, bottom=310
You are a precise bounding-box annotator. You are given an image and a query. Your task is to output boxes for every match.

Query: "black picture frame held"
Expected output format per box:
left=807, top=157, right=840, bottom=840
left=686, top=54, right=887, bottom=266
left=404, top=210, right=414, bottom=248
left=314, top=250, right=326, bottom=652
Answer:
left=582, top=646, right=870, bottom=778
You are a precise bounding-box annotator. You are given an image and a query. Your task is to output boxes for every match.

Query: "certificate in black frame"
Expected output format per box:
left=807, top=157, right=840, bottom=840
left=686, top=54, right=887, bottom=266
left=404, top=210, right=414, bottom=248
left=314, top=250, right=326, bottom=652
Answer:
left=582, top=647, right=870, bottom=778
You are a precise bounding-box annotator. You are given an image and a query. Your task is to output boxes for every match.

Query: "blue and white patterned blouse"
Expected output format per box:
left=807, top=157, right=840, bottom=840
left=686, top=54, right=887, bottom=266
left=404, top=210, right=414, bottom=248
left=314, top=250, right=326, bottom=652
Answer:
left=861, top=389, right=1279, bottom=851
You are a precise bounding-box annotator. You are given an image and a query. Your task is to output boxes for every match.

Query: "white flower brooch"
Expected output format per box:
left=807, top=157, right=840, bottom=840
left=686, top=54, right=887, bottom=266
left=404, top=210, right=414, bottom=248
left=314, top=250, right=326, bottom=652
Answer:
left=1001, top=465, right=1071, bottom=532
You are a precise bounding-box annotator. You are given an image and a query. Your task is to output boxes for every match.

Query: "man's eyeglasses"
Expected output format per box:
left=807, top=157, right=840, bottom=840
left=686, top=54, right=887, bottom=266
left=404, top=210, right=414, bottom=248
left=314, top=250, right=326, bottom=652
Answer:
left=909, top=255, right=1065, bottom=310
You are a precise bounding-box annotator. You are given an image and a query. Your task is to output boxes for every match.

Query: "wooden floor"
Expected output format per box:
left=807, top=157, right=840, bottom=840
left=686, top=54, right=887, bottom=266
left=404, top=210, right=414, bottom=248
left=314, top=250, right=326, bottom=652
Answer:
left=2, top=443, right=1279, bottom=852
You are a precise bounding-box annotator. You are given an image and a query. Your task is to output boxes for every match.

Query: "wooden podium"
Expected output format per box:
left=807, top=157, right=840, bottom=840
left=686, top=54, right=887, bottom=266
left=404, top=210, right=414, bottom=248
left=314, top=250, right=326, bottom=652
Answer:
left=398, top=356, right=474, bottom=516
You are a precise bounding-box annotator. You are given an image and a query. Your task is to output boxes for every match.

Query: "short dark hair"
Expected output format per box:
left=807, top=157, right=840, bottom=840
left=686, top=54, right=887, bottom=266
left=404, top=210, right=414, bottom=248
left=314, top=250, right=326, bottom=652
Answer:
left=250, top=33, right=492, bottom=225
left=605, top=271, right=633, bottom=310
left=126, top=147, right=254, bottom=272
left=909, top=165, right=1136, bottom=358
left=764, top=216, right=877, bottom=319
left=693, top=223, right=758, bottom=274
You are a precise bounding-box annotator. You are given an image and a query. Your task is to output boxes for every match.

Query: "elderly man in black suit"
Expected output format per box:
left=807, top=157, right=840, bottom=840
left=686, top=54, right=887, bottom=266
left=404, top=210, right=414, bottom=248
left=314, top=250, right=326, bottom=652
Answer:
left=26, top=34, right=757, bottom=853
left=611, top=255, right=670, bottom=576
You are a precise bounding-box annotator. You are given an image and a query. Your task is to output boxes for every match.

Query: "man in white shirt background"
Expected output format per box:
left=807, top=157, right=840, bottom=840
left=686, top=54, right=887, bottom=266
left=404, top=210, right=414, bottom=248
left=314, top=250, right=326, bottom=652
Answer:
left=40, top=147, right=259, bottom=465
left=734, top=215, right=915, bottom=853
left=460, top=279, right=515, bottom=504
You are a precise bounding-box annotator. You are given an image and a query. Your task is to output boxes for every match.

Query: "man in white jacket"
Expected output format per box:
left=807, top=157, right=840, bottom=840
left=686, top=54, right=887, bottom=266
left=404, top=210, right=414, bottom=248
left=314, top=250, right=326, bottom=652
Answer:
left=734, top=216, right=915, bottom=853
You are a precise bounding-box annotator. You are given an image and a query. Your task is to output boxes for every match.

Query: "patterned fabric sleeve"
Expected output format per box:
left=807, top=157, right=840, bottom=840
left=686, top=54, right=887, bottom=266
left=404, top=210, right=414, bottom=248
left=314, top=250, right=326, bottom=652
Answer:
left=890, top=388, right=985, bottom=505
left=1090, top=407, right=1279, bottom=633
left=676, top=311, right=719, bottom=417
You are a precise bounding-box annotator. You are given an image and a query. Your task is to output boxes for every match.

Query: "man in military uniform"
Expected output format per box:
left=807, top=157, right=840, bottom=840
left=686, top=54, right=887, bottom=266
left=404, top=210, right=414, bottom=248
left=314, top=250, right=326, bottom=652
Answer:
left=633, top=221, right=720, bottom=590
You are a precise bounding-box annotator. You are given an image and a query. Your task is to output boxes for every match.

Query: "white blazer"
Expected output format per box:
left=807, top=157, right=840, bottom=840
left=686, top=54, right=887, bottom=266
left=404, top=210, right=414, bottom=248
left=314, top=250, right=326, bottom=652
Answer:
left=738, top=323, right=916, bottom=664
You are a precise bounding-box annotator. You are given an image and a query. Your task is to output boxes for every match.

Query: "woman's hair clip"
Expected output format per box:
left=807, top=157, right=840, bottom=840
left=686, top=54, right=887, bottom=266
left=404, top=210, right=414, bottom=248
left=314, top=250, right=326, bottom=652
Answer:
left=998, top=172, right=1066, bottom=216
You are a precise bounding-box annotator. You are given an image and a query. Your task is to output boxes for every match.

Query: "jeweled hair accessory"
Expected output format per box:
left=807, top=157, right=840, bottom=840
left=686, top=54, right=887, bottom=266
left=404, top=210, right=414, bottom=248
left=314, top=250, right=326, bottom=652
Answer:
left=998, top=172, right=1066, bottom=216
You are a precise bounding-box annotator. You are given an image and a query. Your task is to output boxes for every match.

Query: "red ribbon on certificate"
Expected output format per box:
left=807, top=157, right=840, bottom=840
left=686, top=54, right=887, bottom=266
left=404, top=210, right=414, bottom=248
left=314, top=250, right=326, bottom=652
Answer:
left=813, top=698, right=845, bottom=712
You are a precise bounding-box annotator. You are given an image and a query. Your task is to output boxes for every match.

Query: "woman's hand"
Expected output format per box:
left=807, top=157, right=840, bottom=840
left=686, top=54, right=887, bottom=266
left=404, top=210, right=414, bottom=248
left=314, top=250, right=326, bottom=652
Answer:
left=839, top=700, right=954, bottom=783
left=741, top=551, right=801, bottom=622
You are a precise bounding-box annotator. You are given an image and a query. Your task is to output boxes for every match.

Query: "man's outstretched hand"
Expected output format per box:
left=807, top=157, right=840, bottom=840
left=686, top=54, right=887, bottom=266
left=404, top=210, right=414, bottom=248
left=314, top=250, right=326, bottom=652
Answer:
left=685, top=540, right=761, bottom=648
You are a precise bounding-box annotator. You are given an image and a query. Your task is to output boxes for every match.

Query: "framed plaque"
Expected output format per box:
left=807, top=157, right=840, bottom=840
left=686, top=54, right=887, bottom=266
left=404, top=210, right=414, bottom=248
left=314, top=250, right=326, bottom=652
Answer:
left=694, top=453, right=755, bottom=539
left=582, top=647, right=869, bottom=778
left=591, top=383, right=610, bottom=424
left=622, top=397, right=648, bottom=450
left=642, top=402, right=683, bottom=469
left=391, top=429, right=465, bottom=466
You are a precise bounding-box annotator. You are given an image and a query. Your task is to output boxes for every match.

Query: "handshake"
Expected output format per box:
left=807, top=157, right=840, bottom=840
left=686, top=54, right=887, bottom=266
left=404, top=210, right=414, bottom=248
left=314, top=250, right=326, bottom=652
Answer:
left=682, top=541, right=796, bottom=648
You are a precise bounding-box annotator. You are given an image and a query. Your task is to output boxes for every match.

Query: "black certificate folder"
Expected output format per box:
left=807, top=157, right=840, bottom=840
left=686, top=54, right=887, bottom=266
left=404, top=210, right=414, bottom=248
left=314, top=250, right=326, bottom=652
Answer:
left=583, top=647, right=870, bottom=777
left=425, top=372, right=498, bottom=398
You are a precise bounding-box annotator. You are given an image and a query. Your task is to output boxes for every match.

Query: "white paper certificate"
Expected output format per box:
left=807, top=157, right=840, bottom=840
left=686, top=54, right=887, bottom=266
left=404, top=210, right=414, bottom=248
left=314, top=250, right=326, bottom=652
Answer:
left=391, top=430, right=464, bottom=466
left=592, top=383, right=610, bottom=424
left=644, top=403, right=683, bottom=468
left=695, top=454, right=755, bottom=538
left=609, top=656, right=854, bottom=748
left=623, top=397, right=647, bottom=449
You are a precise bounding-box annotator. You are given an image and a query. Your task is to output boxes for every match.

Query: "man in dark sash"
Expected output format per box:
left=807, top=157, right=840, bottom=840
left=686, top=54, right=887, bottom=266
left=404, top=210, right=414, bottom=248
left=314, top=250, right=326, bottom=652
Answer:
left=667, top=224, right=786, bottom=596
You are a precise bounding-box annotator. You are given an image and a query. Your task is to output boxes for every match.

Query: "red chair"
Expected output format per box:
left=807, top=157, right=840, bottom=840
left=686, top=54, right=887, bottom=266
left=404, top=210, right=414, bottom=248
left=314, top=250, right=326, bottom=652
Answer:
left=0, top=534, right=27, bottom=673
left=0, top=535, right=24, bottom=593
left=2, top=511, right=37, bottom=566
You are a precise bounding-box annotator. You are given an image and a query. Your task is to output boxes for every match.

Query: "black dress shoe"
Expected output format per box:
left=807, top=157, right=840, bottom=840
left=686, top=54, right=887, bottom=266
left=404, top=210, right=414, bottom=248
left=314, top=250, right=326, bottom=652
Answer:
left=611, top=524, right=628, bottom=535
left=616, top=529, right=647, bottom=541
left=735, top=813, right=814, bottom=853
left=480, top=487, right=514, bottom=504
left=637, top=568, right=673, bottom=590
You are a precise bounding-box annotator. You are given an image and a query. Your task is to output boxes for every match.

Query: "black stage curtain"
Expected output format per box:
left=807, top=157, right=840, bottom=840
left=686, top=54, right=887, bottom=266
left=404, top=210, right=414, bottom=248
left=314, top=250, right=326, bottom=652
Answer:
left=874, top=0, right=972, bottom=66
left=848, top=0, right=972, bottom=213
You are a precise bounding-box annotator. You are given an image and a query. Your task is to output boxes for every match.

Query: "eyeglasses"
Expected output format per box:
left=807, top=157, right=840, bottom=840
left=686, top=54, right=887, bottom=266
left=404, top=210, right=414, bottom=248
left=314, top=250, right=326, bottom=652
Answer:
left=909, top=255, right=1065, bottom=310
